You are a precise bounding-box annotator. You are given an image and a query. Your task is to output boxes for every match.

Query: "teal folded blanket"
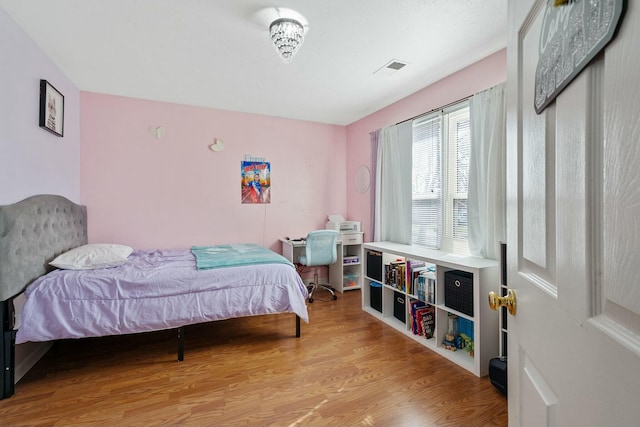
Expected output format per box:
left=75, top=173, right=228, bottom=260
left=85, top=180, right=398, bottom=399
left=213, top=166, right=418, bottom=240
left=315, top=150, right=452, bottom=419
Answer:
left=191, top=243, right=293, bottom=270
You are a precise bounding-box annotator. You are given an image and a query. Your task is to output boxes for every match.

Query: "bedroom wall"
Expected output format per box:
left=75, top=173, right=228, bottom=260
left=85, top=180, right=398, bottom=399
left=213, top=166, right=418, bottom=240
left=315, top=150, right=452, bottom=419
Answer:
left=80, top=93, right=347, bottom=253
left=345, top=49, right=507, bottom=241
left=0, top=6, right=81, bottom=382
left=0, top=7, right=81, bottom=205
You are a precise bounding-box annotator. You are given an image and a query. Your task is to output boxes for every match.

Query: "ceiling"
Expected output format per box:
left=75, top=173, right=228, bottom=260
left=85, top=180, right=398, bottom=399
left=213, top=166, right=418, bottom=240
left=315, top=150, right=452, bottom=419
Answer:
left=0, top=0, right=507, bottom=126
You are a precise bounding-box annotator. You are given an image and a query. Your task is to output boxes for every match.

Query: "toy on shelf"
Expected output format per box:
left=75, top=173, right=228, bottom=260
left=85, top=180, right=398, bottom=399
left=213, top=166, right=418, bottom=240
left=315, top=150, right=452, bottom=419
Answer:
left=458, top=333, right=474, bottom=356
left=442, top=333, right=457, bottom=351
left=442, top=313, right=460, bottom=351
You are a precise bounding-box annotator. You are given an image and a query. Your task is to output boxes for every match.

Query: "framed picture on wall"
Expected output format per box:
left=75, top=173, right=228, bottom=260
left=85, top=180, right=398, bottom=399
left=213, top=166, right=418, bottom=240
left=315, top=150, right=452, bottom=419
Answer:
left=39, top=79, right=64, bottom=137
left=241, top=161, right=271, bottom=204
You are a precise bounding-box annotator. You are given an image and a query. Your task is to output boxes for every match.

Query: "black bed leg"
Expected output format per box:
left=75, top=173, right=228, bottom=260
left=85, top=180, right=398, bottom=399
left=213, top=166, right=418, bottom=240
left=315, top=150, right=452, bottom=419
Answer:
left=1, top=300, right=16, bottom=400
left=295, top=315, right=301, bottom=338
left=177, top=327, right=184, bottom=362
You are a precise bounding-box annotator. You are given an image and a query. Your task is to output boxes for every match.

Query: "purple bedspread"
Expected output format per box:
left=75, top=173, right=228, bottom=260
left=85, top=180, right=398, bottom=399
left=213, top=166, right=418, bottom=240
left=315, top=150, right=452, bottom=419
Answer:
left=16, top=249, right=309, bottom=343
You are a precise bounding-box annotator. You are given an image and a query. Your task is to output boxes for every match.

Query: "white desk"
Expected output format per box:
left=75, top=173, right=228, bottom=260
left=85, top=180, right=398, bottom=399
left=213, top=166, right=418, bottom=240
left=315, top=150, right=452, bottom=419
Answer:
left=280, top=232, right=363, bottom=292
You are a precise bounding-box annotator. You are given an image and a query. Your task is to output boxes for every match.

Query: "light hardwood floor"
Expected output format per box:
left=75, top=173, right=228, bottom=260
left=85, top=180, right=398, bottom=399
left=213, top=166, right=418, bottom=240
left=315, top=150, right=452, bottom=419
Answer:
left=0, top=290, right=507, bottom=426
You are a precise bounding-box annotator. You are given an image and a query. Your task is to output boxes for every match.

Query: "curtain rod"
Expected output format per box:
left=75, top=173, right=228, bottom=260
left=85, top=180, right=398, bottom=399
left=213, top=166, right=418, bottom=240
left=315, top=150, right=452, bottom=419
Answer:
left=395, top=94, right=472, bottom=125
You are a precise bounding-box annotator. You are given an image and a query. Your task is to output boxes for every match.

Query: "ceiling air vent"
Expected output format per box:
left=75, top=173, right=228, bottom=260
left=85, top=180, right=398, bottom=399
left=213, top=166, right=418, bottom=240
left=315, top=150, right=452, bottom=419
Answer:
left=386, top=61, right=406, bottom=70
left=374, top=59, right=408, bottom=76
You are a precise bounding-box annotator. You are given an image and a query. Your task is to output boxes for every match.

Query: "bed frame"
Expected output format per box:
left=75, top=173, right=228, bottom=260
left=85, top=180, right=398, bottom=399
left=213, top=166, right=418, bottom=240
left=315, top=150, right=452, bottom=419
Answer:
left=0, top=195, right=87, bottom=400
left=0, top=194, right=301, bottom=400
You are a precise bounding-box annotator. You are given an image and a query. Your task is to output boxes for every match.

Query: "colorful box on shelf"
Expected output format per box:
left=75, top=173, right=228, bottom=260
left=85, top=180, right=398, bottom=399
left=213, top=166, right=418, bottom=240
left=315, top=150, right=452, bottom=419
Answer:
left=343, top=255, right=359, bottom=264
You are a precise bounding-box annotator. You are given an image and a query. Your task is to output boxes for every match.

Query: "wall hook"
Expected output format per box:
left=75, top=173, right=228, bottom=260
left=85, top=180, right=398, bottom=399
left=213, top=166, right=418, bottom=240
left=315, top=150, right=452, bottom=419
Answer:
left=148, top=126, right=166, bottom=140
left=209, top=138, right=224, bottom=152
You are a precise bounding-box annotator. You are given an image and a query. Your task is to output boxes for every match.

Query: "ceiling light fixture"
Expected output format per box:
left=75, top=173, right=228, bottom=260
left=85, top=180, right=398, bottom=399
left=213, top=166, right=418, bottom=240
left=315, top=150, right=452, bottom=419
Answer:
left=269, top=18, right=305, bottom=63
left=258, top=7, right=308, bottom=64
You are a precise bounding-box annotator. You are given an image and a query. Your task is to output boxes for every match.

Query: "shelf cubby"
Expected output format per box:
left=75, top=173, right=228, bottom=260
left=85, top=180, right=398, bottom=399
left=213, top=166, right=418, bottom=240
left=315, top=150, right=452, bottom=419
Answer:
left=362, top=241, right=499, bottom=377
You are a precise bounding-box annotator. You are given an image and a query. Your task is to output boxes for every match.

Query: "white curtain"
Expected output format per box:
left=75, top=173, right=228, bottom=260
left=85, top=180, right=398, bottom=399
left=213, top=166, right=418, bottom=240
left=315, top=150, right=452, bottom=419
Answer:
left=373, top=122, right=412, bottom=243
left=468, top=82, right=506, bottom=260
left=369, top=130, right=378, bottom=239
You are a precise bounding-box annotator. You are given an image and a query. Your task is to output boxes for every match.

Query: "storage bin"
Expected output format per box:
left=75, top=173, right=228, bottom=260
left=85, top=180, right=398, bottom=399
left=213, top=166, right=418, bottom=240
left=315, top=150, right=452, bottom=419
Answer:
left=444, top=270, right=474, bottom=316
left=366, top=250, right=383, bottom=282
left=370, top=281, right=382, bottom=312
left=393, top=291, right=406, bottom=323
left=343, top=274, right=358, bottom=288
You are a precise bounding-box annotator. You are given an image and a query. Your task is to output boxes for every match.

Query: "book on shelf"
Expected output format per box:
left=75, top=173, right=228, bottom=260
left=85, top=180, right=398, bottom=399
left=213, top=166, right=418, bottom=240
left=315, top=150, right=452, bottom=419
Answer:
left=420, top=306, right=435, bottom=339
left=409, top=299, right=435, bottom=339
left=409, top=299, right=425, bottom=334
left=414, top=271, right=435, bottom=304
left=407, top=260, right=427, bottom=295
left=388, top=259, right=406, bottom=291
left=426, top=276, right=435, bottom=304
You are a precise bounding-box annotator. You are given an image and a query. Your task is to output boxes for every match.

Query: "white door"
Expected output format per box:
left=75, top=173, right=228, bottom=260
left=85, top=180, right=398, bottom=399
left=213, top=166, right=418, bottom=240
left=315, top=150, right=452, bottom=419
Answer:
left=506, top=0, right=640, bottom=426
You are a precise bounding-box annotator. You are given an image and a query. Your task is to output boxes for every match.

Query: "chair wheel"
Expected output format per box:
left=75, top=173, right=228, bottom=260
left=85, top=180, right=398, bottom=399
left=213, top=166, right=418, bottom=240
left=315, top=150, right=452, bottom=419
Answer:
left=332, top=295, right=337, bottom=300
left=308, top=297, right=314, bottom=303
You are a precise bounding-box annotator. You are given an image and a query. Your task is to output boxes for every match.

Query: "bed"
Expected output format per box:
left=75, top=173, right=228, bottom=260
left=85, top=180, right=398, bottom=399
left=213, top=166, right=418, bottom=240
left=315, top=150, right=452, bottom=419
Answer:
left=0, top=194, right=309, bottom=400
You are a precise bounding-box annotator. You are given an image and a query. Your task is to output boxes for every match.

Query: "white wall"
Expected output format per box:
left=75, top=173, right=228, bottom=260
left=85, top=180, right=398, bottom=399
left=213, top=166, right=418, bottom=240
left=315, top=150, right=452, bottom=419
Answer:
left=0, top=6, right=80, bottom=205
left=0, top=6, right=81, bottom=381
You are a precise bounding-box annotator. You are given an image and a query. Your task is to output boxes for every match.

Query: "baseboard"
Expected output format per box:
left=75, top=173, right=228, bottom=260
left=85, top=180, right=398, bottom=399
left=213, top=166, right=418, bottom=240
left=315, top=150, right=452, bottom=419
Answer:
left=15, top=341, right=52, bottom=383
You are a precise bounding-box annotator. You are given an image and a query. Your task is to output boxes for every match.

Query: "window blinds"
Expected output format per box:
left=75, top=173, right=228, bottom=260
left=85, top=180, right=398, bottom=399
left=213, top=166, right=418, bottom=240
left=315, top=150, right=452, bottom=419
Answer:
left=412, top=103, right=470, bottom=252
left=412, top=113, right=443, bottom=248
left=449, top=109, right=470, bottom=241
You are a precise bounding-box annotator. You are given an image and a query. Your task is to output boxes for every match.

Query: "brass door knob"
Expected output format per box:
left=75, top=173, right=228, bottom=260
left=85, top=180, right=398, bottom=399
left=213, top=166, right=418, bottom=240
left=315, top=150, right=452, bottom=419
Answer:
left=488, top=289, right=517, bottom=316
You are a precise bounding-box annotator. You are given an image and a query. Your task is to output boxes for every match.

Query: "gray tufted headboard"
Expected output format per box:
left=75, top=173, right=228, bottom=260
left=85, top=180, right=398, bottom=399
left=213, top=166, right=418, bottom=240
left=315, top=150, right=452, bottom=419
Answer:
left=0, top=195, right=87, bottom=301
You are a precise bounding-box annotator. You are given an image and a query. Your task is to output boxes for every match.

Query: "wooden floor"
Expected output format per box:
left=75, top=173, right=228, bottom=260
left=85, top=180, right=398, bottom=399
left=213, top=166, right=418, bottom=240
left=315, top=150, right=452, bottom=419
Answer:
left=0, top=290, right=507, bottom=426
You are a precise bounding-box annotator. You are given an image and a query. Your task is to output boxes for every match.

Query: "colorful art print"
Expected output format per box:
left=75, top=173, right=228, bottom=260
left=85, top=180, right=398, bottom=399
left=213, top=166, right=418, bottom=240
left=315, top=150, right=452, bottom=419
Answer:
left=241, top=161, right=271, bottom=204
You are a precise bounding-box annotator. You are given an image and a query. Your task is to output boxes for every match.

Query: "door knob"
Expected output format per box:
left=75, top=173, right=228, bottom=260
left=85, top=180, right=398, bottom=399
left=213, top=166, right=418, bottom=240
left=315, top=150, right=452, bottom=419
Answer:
left=488, top=289, right=517, bottom=316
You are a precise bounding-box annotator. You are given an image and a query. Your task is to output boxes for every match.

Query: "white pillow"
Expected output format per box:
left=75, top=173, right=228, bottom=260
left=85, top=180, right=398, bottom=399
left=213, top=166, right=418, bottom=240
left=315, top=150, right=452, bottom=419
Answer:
left=50, top=243, right=133, bottom=270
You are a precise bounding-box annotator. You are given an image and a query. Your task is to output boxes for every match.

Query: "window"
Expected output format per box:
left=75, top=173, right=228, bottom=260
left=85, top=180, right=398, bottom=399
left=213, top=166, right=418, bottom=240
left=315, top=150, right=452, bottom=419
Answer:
left=412, top=102, right=470, bottom=253
left=412, top=113, right=442, bottom=248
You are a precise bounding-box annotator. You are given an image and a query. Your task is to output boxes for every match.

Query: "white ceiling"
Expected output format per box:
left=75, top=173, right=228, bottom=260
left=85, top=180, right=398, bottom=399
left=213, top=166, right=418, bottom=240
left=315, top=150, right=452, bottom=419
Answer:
left=0, top=0, right=507, bottom=126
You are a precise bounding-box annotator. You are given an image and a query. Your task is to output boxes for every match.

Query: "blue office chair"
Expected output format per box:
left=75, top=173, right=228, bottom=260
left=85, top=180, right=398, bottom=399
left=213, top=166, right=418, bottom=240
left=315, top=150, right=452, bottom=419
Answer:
left=298, top=230, right=339, bottom=303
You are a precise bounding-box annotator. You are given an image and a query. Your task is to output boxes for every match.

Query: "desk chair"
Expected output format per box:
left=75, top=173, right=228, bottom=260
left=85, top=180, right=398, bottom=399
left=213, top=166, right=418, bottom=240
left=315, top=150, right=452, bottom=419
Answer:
left=298, top=230, right=339, bottom=303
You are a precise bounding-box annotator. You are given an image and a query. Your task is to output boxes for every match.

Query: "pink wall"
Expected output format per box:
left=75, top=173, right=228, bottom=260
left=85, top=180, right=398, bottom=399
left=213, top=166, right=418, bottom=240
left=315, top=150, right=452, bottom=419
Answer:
left=80, top=50, right=506, bottom=252
left=345, top=49, right=507, bottom=241
left=80, top=93, right=347, bottom=253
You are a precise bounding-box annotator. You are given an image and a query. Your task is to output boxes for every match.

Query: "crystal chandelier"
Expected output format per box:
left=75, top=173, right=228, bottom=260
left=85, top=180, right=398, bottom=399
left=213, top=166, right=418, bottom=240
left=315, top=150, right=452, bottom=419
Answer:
left=269, top=18, right=305, bottom=63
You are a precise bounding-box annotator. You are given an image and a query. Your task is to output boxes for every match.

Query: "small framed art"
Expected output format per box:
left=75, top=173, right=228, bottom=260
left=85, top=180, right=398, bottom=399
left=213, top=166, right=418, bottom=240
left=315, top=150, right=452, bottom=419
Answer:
left=39, top=79, right=64, bottom=137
